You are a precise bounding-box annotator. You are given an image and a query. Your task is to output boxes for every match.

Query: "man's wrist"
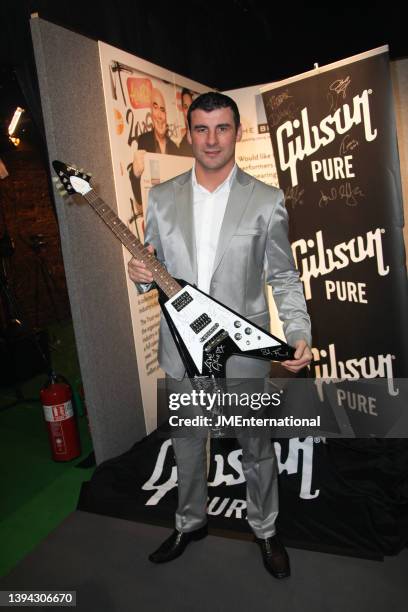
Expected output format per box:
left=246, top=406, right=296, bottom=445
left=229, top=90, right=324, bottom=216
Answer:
left=286, top=332, right=312, bottom=348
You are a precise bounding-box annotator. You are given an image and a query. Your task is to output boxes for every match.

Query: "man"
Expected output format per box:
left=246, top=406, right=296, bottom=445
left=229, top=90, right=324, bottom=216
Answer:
left=177, top=88, right=193, bottom=156
left=128, top=92, right=312, bottom=578
left=129, top=87, right=179, bottom=207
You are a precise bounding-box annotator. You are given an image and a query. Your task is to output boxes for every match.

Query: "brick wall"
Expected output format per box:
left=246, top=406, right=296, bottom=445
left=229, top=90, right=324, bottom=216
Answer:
left=0, top=146, right=71, bottom=331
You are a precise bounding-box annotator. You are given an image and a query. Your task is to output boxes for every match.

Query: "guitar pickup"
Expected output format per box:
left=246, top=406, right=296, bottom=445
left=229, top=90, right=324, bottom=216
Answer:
left=190, top=313, right=211, bottom=334
left=171, top=291, right=193, bottom=311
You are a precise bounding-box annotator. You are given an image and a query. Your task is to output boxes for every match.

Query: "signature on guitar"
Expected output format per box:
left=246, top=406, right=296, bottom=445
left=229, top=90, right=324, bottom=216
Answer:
left=204, top=350, right=224, bottom=374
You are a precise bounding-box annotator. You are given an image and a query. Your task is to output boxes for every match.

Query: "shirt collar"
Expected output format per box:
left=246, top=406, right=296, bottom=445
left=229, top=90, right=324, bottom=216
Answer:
left=192, top=162, right=237, bottom=194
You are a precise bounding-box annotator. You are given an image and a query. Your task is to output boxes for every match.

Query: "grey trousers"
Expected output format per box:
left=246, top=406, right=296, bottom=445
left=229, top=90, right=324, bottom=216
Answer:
left=169, top=356, right=279, bottom=539
left=172, top=434, right=279, bottom=538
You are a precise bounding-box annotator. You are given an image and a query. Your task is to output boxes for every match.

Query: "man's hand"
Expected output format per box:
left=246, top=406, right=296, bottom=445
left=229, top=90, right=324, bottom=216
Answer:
left=127, top=244, right=154, bottom=284
left=132, top=149, right=146, bottom=177
left=281, top=339, right=312, bottom=374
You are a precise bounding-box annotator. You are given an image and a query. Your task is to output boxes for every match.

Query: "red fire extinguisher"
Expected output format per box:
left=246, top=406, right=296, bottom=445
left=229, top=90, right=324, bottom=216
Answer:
left=40, top=372, right=81, bottom=462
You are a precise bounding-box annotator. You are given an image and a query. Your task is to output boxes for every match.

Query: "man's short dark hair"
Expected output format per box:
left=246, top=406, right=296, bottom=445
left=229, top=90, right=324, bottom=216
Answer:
left=187, top=92, right=240, bottom=130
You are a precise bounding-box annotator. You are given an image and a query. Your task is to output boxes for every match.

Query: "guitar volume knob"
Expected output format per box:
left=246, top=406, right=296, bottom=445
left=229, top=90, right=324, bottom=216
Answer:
left=234, top=321, right=241, bottom=328
left=245, top=327, right=252, bottom=335
left=234, top=333, right=242, bottom=340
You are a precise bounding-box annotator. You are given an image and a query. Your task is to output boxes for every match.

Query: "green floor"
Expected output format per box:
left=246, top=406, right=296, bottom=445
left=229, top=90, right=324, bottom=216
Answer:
left=0, top=320, right=95, bottom=577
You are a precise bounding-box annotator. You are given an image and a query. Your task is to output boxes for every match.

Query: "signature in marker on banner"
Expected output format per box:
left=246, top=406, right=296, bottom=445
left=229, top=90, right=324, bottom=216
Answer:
left=327, top=76, right=352, bottom=111
left=318, top=181, right=364, bottom=207
left=339, top=134, right=359, bottom=156
left=285, top=185, right=305, bottom=209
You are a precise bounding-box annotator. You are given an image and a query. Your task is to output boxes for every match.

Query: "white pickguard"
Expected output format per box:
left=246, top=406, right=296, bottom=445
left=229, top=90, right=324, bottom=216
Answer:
left=164, top=285, right=280, bottom=374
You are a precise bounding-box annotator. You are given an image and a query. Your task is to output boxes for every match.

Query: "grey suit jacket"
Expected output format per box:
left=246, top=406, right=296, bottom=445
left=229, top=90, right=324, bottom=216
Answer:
left=139, top=167, right=311, bottom=379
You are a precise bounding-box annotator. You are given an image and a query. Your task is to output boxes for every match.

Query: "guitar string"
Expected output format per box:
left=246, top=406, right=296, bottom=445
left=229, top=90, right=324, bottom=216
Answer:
left=84, top=189, right=181, bottom=298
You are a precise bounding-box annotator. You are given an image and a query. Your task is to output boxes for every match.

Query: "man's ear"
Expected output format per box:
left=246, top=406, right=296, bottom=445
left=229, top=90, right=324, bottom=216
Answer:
left=187, top=128, right=192, bottom=145
left=236, top=123, right=243, bottom=143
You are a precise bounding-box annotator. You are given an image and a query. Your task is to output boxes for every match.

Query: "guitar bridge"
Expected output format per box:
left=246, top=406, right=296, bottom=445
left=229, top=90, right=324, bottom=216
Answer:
left=204, top=329, right=229, bottom=353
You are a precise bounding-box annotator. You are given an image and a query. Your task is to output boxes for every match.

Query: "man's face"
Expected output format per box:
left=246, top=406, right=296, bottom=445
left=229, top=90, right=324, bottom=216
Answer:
left=151, top=89, right=167, bottom=138
left=182, top=92, right=193, bottom=128
left=187, top=107, right=242, bottom=172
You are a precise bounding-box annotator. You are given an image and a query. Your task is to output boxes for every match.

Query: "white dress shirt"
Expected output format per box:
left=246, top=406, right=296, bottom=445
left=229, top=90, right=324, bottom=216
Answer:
left=192, top=163, right=237, bottom=293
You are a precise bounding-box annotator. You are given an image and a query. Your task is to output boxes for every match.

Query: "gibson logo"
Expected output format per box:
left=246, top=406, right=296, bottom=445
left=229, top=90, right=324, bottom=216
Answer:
left=292, top=227, right=389, bottom=300
left=142, top=437, right=319, bottom=507
left=276, top=89, right=377, bottom=187
left=312, top=343, right=399, bottom=397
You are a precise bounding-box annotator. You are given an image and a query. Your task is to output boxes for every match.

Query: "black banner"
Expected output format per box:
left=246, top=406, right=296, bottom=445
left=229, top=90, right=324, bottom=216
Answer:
left=262, top=48, right=408, bottom=388
left=78, top=431, right=408, bottom=558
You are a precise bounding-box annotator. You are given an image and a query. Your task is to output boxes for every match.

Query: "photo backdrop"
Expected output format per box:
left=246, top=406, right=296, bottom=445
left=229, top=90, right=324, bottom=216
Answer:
left=99, top=42, right=208, bottom=431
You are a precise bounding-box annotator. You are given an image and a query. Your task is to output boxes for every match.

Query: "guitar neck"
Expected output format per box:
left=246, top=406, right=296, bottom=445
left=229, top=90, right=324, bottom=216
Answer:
left=83, top=189, right=181, bottom=298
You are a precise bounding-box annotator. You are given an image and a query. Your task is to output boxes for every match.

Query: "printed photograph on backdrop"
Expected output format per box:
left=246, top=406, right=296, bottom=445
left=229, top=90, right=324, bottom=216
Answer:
left=99, top=41, right=207, bottom=432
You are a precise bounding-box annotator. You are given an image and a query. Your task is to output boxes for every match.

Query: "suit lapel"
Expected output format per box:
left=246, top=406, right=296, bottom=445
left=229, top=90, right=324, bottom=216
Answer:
left=174, top=170, right=197, bottom=283
left=212, top=168, right=254, bottom=276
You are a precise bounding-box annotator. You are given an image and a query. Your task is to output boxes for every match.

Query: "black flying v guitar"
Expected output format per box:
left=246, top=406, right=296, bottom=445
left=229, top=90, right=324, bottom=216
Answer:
left=53, top=161, right=295, bottom=378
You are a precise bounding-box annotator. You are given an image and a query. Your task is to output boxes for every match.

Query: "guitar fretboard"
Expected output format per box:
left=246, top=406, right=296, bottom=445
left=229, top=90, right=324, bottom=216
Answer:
left=84, top=190, right=181, bottom=299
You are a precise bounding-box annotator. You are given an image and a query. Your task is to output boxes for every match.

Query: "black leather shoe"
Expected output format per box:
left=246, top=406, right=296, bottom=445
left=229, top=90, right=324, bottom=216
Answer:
left=149, top=526, right=208, bottom=564
left=255, top=535, right=291, bottom=578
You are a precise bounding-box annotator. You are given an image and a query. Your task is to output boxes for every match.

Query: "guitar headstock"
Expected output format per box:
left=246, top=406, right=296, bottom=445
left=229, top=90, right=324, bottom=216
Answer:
left=52, top=160, right=92, bottom=197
